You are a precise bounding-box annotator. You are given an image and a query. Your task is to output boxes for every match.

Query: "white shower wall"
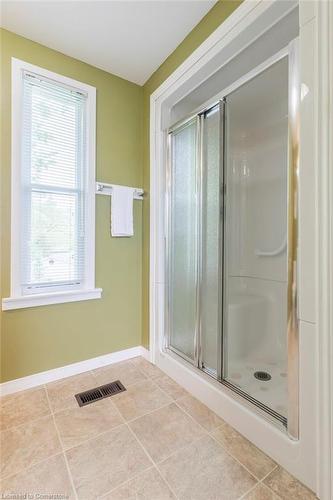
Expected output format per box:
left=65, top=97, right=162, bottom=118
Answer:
left=227, top=123, right=288, bottom=282
left=226, top=125, right=288, bottom=362
left=227, top=277, right=287, bottom=363
left=224, top=58, right=289, bottom=415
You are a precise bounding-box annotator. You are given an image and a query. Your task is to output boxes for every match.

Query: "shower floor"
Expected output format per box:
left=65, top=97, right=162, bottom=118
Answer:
left=168, top=338, right=288, bottom=419
left=226, top=359, right=288, bottom=419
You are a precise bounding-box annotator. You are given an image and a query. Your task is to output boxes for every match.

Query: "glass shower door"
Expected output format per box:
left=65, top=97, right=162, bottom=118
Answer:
left=167, top=119, right=197, bottom=361
left=200, top=105, right=223, bottom=375
left=166, top=46, right=298, bottom=435
left=222, top=57, right=289, bottom=423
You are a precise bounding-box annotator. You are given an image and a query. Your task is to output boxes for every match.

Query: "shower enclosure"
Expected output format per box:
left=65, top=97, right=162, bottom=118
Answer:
left=165, top=42, right=299, bottom=436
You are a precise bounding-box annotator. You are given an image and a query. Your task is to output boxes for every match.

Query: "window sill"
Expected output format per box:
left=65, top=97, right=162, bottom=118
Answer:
left=2, top=288, right=103, bottom=311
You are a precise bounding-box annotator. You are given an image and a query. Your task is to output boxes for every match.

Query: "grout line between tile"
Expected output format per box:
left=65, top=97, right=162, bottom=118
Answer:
left=0, top=386, right=52, bottom=433
left=0, top=391, right=66, bottom=481
left=170, top=398, right=263, bottom=485
left=125, top=422, right=182, bottom=499
left=71, top=390, right=175, bottom=498
left=160, top=433, right=207, bottom=467
left=237, top=465, right=281, bottom=500
left=126, top=365, right=230, bottom=497
left=0, top=450, right=65, bottom=482
left=42, top=369, right=175, bottom=456
left=96, top=465, right=156, bottom=499
left=137, top=390, right=261, bottom=499
left=163, top=393, right=273, bottom=487
left=124, top=399, right=174, bottom=424
left=44, top=384, right=79, bottom=500
left=55, top=420, right=126, bottom=453
left=0, top=409, right=52, bottom=435
left=125, top=422, right=156, bottom=467
left=90, top=382, right=178, bottom=500
left=258, top=465, right=282, bottom=498
left=173, top=400, right=217, bottom=434
left=208, top=429, right=261, bottom=483
left=238, top=482, right=264, bottom=500
left=108, top=388, right=179, bottom=499
left=47, top=399, right=176, bottom=500
left=153, top=379, right=189, bottom=402
left=144, top=377, right=204, bottom=419
left=259, top=464, right=279, bottom=483
left=152, top=437, right=205, bottom=500
left=129, top=357, right=164, bottom=381
left=127, top=420, right=182, bottom=500
left=105, top=395, right=127, bottom=422
left=152, top=463, right=180, bottom=500
left=216, top=432, right=278, bottom=475
left=171, top=396, right=264, bottom=482
left=1, top=400, right=190, bottom=486
left=155, top=436, right=205, bottom=466
left=90, top=371, right=149, bottom=385
left=126, top=408, right=208, bottom=500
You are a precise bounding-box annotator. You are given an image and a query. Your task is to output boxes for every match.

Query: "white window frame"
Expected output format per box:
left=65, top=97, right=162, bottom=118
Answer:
left=2, top=58, right=102, bottom=311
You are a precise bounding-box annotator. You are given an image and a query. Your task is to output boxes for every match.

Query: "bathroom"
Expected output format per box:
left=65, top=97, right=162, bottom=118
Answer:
left=0, top=1, right=332, bottom=499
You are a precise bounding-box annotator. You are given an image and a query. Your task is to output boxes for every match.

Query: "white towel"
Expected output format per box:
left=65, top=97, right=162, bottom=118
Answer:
left=111, top=185, right=135, bottom=237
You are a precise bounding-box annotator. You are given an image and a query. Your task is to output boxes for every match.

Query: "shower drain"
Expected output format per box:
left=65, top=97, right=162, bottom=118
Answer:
left=254, top=371, right=271, bottom=381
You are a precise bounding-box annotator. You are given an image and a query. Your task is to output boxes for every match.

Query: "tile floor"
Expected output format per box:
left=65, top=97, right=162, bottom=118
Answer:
left=0, top=357, right=317, bottom=500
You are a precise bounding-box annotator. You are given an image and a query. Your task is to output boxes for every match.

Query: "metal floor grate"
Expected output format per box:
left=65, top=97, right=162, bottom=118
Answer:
left=75, top=380, right=126, bottom=407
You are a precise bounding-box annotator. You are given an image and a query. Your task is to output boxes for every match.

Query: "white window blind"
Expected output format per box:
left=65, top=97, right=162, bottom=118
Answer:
left=21, top=71, right=88, bottom=294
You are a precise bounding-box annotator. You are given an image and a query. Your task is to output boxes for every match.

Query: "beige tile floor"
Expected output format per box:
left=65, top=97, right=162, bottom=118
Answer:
left=0, top=357, right=317, bottom=500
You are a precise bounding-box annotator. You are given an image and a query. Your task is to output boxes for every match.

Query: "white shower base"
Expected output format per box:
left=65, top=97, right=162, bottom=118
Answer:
left=227, top=358, right=288, bottom=418
left=224, top=282, right=288, bottom=419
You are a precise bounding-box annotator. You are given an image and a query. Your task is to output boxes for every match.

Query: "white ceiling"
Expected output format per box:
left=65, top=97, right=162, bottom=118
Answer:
left=0, top=0, right=216, bottom=85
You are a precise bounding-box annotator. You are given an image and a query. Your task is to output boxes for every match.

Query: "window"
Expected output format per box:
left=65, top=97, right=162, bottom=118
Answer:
left=2, top=59, right=101, bottom=310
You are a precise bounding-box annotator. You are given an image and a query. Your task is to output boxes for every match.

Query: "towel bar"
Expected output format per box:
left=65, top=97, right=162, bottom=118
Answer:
left=95, top=182, right=144, bottom=200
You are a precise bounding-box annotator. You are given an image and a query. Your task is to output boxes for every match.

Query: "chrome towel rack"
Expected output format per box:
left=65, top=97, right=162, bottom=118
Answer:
left=96, top=182, right=144, bottom=200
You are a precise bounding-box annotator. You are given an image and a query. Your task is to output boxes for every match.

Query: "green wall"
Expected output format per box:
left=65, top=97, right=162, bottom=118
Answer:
left=0, top=1, right=242, bottom=381
left=0, top=29, right=144, bottom=382
left=141, top=1, right=242, bottom=347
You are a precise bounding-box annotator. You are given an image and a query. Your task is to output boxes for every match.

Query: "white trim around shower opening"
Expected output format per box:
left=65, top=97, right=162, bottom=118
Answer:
left=149, top=0, right=331, bottom=497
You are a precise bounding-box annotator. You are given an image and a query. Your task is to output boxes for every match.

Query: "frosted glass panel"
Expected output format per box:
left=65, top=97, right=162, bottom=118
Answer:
left=223, top=58, right=289, bottom=419
left=169, top=120, right=197, bottom=360
left=201, top=106, right=221, bottom=373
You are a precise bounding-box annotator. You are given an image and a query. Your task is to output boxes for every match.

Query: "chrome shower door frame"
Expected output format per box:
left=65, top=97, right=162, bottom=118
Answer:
left=286, top=38, right=300, bottom=441
left=165, top=116, right=200, bottom=367
left=164, top=41, right=300, bottom=440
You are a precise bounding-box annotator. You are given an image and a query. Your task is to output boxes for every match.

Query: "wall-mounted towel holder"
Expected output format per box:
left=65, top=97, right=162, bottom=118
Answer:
left=96, top=182, right=144, bottom=200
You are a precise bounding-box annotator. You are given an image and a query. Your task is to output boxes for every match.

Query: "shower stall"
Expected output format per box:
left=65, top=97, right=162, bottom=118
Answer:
left=165, top=42, right=299, bottom=436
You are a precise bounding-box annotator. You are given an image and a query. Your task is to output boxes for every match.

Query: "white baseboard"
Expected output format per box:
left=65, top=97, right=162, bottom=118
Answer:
left=0, top=346, right=150, bottom=396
